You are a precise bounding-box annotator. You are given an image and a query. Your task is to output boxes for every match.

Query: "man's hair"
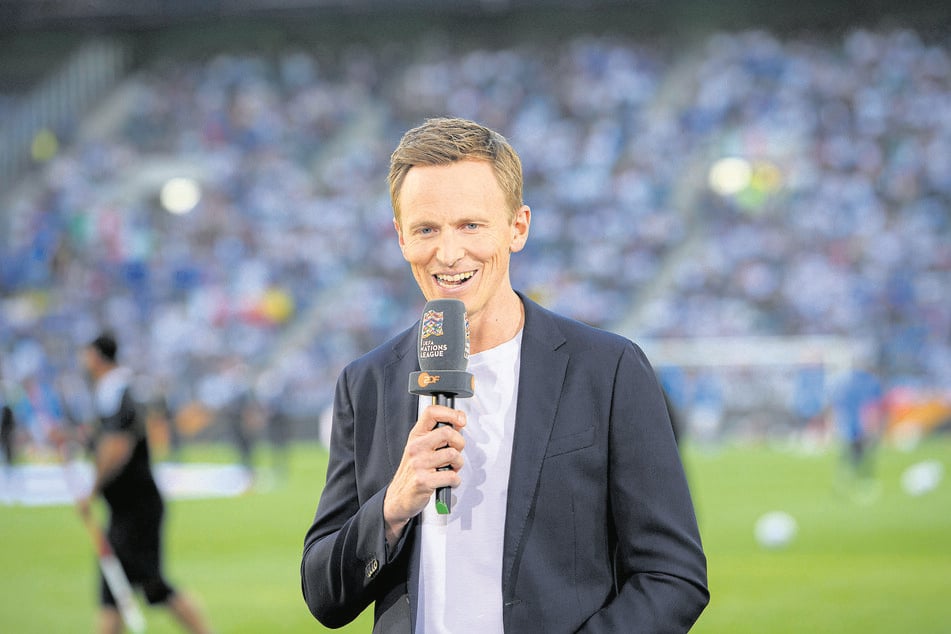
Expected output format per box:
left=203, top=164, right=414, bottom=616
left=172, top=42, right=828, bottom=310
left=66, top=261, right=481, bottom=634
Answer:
left=388, top=117, right=523, bottom=224
left=89, top=333, right=118, bottom=363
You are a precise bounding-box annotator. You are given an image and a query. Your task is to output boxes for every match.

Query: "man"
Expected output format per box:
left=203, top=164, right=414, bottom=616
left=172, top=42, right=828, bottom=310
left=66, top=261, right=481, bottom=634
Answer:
left=301, top=118, right=708, bottom=633
left=1, top=392, right=15, bottom=467
left=1, top=383, right=16, bottom=501
left=81, top=333, right=212, bottom=634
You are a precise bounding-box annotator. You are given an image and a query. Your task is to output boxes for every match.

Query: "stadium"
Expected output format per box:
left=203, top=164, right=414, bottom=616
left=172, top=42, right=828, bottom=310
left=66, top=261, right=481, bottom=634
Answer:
left=1, top=1, right=950, bottom=632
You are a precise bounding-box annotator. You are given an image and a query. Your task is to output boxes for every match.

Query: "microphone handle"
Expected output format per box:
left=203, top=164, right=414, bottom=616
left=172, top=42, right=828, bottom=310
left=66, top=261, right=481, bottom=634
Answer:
left=433, top=393, right=455, bottom=515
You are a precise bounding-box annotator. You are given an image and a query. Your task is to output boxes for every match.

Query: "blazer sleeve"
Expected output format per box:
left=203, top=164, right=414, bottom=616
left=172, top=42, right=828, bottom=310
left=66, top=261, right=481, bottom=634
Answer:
left=580, top=342, right=709, bottom=633
left=300, top=363, right=412, bottom=628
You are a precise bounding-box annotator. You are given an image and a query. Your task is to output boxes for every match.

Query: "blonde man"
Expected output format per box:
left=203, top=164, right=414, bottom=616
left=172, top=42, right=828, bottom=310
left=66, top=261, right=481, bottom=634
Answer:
left=302, top=118, right=708, bottom=633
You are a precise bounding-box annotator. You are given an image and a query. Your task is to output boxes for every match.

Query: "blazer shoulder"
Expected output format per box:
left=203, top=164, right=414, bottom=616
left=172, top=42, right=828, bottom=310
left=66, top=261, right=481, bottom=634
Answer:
left=521, top=292, right=636, bottom=355
left=342, top=323, right=417, bottom=379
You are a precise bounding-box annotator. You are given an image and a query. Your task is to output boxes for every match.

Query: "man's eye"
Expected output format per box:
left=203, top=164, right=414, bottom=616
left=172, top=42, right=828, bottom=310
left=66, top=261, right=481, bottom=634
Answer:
left=417, top=227, right=433, bottom=235
left=464, top=223, right=479, bottom=230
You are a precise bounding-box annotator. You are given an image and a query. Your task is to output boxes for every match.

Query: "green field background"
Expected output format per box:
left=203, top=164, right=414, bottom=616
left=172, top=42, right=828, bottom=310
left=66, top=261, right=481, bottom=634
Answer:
left=2, top=437, right=949, bottom=633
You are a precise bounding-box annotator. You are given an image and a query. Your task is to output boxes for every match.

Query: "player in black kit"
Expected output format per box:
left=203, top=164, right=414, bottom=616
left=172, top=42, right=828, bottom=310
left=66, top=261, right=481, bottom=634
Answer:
left=80, top=333, right=213, bottom=634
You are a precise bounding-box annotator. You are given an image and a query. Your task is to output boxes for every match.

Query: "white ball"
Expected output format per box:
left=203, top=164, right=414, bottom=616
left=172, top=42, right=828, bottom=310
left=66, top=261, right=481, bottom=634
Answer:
left=901, top=460, right=944, bottom=497
left=754, top=511, right=798, bottom=549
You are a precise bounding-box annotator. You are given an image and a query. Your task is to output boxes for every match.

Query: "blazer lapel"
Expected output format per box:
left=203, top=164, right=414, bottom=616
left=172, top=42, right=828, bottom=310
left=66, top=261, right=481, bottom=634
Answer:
left=379, top=324, right=425, bottom=632
left=384, top=326, right=422, bottom=472
left=502, top=297, right=568, bottom=594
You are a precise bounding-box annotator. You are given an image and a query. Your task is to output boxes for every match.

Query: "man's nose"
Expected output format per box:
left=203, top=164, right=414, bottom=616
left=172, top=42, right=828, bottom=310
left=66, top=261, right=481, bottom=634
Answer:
left=436, top=232, right=464, bottom=267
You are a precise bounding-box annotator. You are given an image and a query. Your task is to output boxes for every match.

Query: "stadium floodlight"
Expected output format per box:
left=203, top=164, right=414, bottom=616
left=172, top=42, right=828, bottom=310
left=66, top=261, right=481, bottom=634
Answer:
left=160, top=177, right=201, bottom=215
left=708, top=156, right=752, bottom=196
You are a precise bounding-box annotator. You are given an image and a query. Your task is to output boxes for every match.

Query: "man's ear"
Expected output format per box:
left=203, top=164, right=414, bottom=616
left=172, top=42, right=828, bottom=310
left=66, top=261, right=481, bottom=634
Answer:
left=510, top=205, right=531, bottom=253
left=393, top=217, right=406, bottom=252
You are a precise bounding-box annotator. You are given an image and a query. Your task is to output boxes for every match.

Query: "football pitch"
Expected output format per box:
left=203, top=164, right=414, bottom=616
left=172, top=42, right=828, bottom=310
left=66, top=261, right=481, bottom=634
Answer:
left=2, top=437, right=949, bottom=633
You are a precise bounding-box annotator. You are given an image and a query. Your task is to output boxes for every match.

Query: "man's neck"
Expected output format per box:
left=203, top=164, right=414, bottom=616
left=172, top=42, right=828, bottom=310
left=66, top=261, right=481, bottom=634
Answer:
left=94, top=363, right=120, bottom=385
left=468, top=291, right=525, bottom=354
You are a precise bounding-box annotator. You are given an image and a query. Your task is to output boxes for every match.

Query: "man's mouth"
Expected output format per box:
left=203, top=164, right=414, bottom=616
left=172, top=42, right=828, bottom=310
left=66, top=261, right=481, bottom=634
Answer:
left=434, top=271, right=475, bottom=287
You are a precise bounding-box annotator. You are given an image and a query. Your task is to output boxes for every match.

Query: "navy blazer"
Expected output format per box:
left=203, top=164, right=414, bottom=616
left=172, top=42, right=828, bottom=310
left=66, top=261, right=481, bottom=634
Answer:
left=302, top=293, right=708, bottom=633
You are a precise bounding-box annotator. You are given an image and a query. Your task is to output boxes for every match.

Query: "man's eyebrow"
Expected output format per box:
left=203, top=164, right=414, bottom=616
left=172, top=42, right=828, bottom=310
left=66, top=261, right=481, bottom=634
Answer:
left=406, top=219, right=434, bottom=232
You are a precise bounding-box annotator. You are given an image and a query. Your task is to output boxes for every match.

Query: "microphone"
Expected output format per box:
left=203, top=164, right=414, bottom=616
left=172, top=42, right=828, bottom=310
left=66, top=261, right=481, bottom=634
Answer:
left=409, top=298, right=474, bottom=515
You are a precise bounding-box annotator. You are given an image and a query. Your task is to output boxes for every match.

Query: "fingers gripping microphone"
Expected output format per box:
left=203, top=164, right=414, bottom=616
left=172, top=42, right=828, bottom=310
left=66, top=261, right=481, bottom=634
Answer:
left=409, top=299, right=474, bottom=515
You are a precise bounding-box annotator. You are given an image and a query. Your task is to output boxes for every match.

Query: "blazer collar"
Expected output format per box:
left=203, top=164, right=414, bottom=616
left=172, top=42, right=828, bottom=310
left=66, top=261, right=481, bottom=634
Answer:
left=384, top=325, right=422, bottom=472
left=502, top=293, right=569, bottom=594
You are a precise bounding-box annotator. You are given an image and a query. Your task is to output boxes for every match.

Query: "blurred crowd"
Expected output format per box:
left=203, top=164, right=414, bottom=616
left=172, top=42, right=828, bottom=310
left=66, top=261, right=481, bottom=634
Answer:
left=1, top=26, right=949, bottom=454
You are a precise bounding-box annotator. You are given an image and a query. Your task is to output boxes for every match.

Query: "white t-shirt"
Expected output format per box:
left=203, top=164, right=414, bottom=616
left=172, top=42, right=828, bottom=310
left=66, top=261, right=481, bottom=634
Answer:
left=95, top=366, right=133, bottom=418
left=415, top=330, right=522, bottom=634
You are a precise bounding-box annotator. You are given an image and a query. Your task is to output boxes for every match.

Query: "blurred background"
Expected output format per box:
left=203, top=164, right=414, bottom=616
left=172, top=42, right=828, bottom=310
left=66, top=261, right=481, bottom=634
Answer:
left=1, top=1, right=950, bottom=632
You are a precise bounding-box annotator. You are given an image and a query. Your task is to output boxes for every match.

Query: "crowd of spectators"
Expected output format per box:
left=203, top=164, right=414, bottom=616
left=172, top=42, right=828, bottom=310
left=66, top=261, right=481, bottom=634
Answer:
left=643, top=29, right=951, bottom=438
left=1, top=24, right=948, bottom=449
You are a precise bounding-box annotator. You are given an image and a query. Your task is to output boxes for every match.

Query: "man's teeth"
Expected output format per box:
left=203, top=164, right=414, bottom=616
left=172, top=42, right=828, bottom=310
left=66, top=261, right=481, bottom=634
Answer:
left=436, top=272, right=474, bottom=284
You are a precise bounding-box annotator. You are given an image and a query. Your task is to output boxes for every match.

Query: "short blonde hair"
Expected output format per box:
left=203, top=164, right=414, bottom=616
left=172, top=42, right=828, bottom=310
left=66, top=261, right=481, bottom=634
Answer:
left=388, top=117, right=523, bottom=224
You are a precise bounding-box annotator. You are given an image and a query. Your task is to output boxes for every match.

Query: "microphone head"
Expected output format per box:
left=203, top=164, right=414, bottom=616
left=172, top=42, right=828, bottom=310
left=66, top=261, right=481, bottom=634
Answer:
left=417, top=299, right=469, bottom=372
left=410, top=298, right=474, bottom=398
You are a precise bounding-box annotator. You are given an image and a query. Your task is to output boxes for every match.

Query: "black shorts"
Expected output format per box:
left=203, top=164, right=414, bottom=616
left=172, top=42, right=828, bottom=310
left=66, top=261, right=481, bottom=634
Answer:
left=100, top=509, right=176, bottom=607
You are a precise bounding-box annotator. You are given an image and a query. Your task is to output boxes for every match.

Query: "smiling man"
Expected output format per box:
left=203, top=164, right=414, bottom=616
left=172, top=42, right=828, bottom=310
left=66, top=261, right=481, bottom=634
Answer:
left=301, top=118, right=708, bottom=633
left=395, top=157, right=529, bottom=359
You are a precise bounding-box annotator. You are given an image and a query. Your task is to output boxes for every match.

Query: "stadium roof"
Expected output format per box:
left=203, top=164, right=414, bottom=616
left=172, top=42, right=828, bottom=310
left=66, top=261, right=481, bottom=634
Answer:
left=3, top=0, right=949, bottom=35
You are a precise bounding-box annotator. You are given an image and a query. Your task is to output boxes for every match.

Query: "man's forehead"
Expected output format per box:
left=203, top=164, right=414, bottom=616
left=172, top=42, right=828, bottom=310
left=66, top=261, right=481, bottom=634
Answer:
left=401, top=162, right=503, bottom=204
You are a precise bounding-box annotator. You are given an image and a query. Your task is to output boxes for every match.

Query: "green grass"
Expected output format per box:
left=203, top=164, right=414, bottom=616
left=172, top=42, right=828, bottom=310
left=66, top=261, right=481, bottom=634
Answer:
left=1, top=438, right=949, bottom=633
left=0, top=443, right=373, bottom=634
left=686, top=438, right=951, bottom=634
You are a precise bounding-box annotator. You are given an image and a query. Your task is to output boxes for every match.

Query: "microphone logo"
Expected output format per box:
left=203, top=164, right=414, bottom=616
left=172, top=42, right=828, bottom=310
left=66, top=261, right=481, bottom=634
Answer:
left=416, top=372, right=441, bottom=388
left=421, top=310, right=445, bottom=339
left=410, top=298, right=473, bottom=397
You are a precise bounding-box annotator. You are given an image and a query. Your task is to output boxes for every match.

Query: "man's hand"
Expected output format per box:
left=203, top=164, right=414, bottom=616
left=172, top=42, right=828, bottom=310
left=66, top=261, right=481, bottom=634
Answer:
left=76, top=494, right=93, bottom=520
left=47, top=426, right=71, bottom=451
left=383, top=404, right=466, bottom=546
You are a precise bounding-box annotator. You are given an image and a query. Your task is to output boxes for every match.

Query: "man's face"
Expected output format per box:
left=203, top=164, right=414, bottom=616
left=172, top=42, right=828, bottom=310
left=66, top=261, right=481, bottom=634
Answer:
left=80, top=347, right=98, bottom=382
left=394, top=160, right=530, bottom=324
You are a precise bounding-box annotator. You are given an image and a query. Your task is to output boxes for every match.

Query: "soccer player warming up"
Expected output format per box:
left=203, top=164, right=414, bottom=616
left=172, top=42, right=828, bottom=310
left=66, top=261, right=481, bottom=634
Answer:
left=80, top=333, right=214, bottom=634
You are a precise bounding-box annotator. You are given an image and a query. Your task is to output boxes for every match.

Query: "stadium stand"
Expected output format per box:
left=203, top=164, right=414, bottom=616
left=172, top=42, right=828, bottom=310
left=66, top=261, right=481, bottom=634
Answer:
left=1, top=7, right=949, bottom=446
